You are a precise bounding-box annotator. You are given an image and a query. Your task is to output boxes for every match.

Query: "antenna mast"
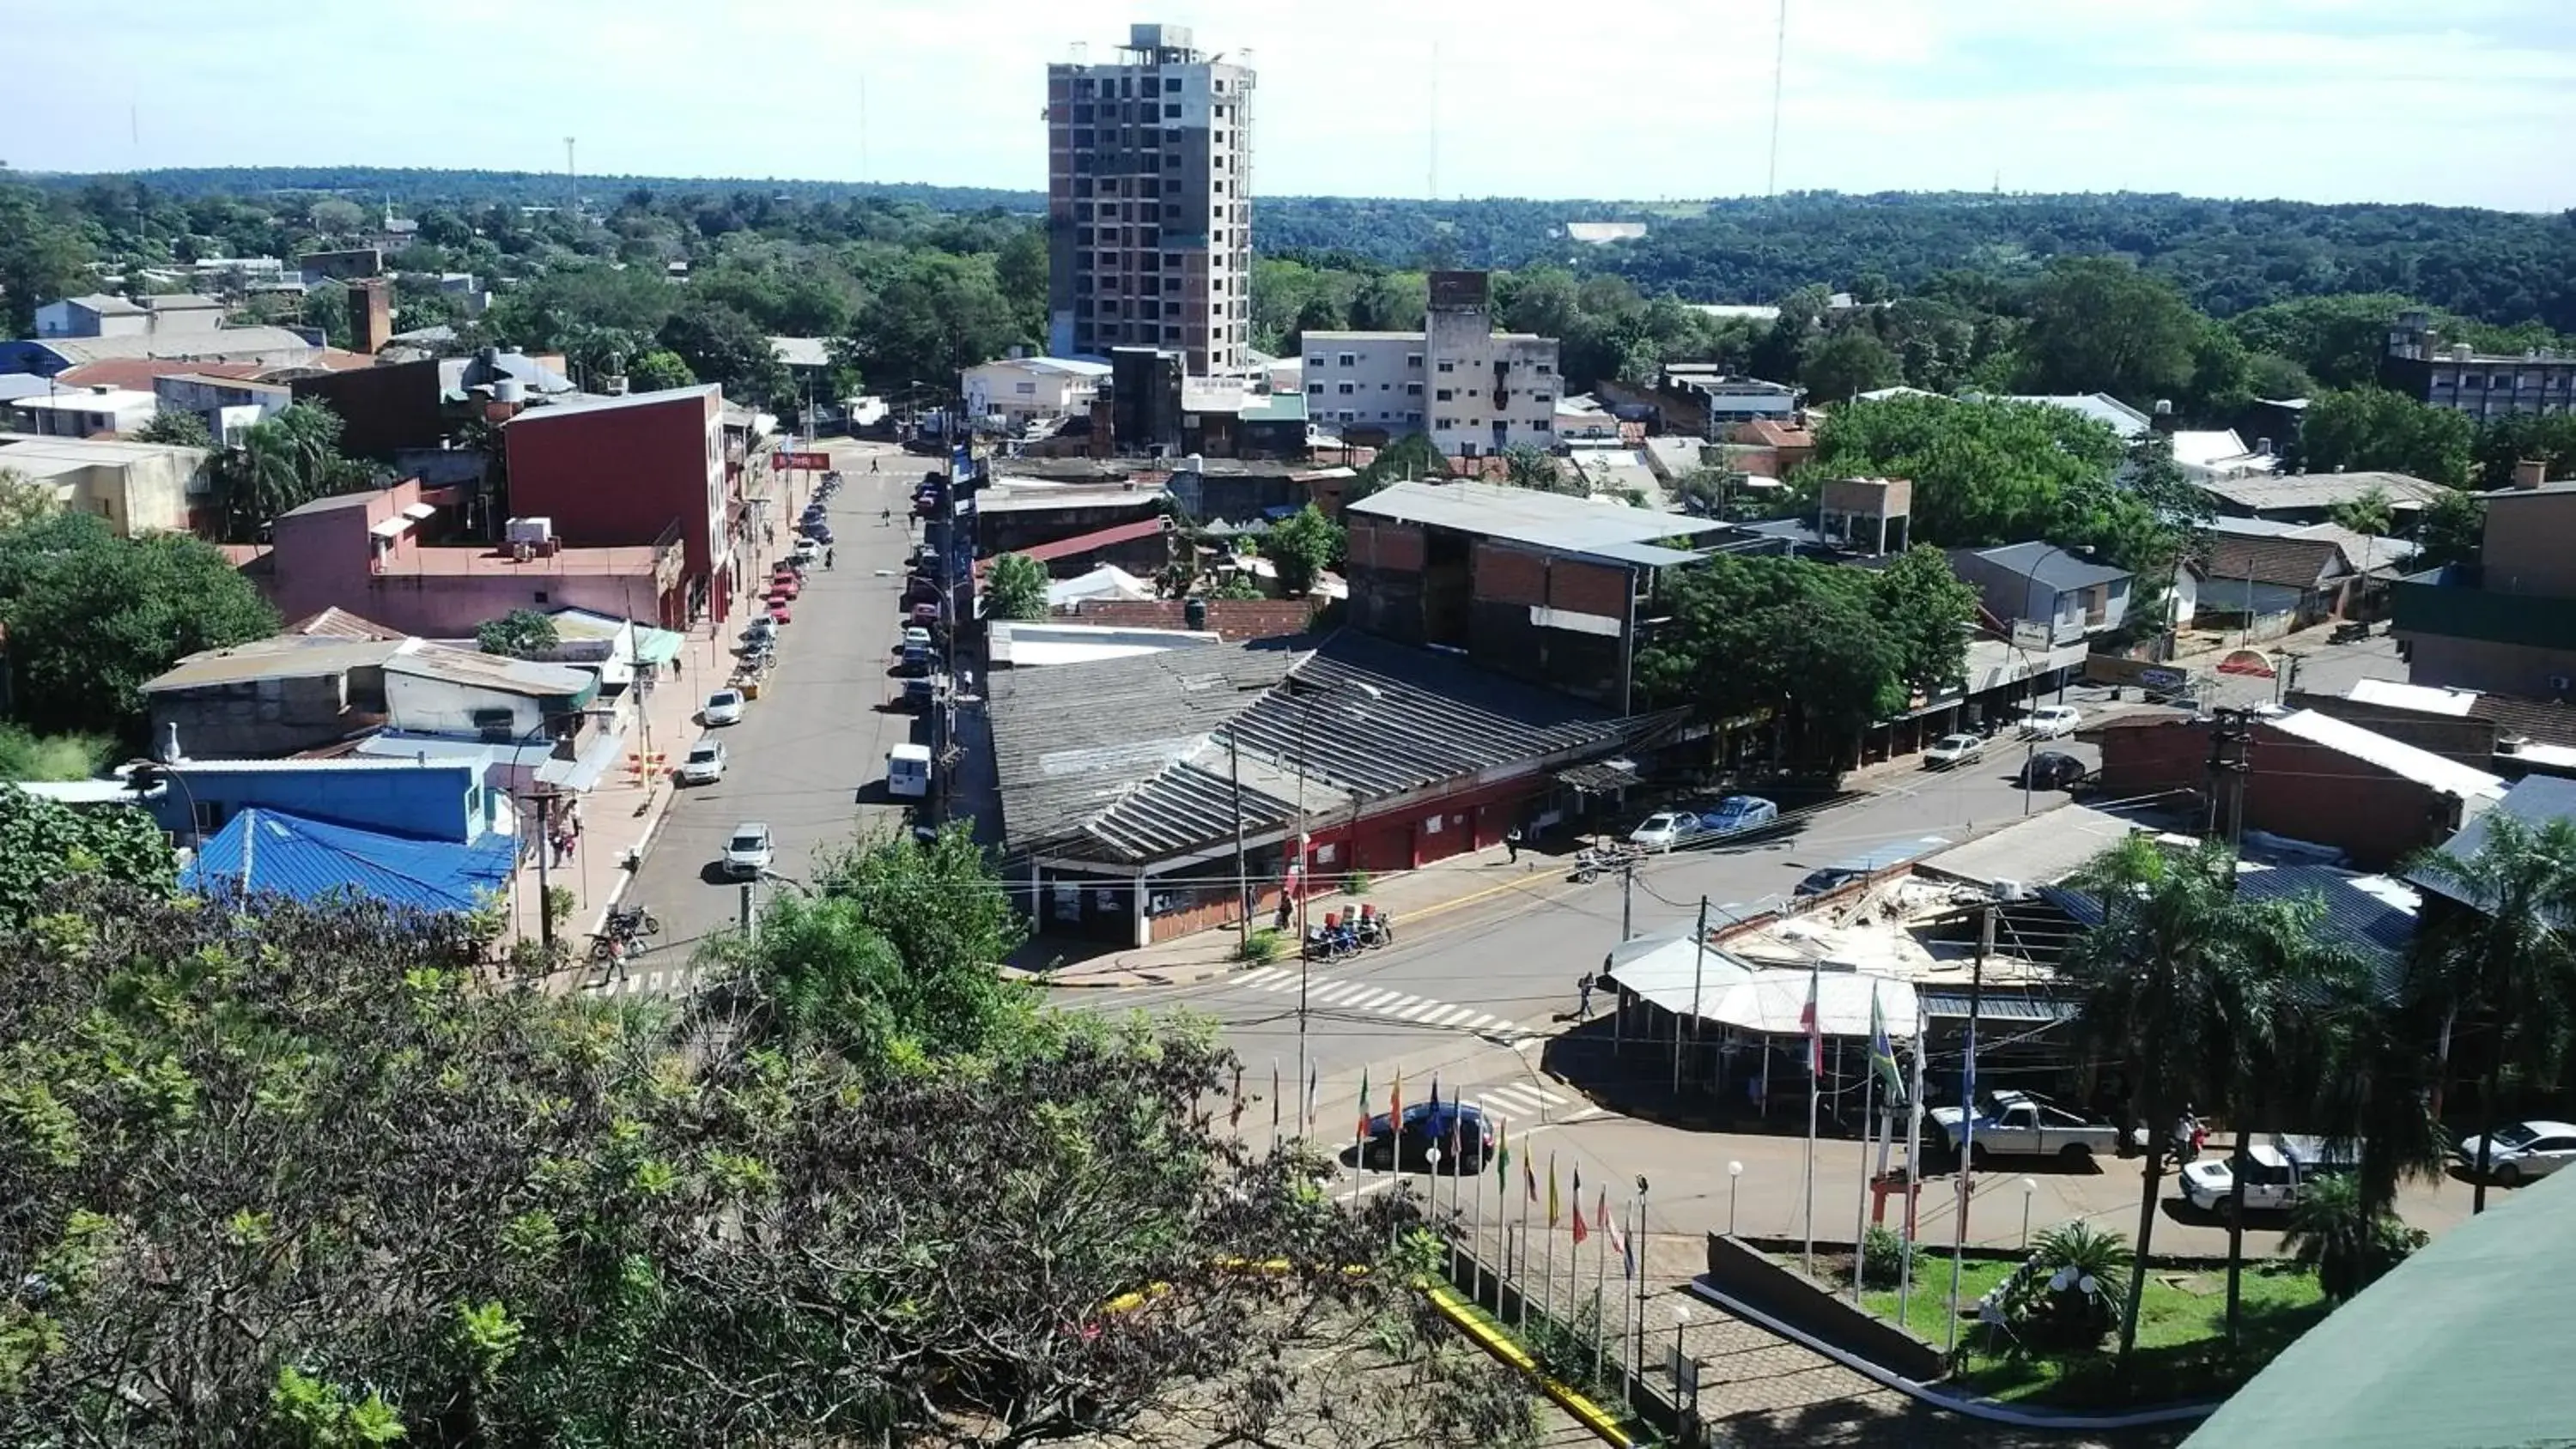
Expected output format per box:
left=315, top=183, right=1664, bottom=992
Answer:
left=1766, top=0, right=1789, bottom=196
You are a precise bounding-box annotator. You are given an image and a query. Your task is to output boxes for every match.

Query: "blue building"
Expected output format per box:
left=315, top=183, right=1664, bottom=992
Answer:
left=184, top=808, right=518, bottom=914
left=147, top=758, right=508, bottom=846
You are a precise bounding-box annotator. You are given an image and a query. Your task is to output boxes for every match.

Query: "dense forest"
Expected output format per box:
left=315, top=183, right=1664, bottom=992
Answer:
left=22, top=167, right=2576, bottom=332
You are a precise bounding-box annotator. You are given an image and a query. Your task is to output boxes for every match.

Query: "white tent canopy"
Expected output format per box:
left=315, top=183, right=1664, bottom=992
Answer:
left=1604, top=931, right=1919, bottom=1040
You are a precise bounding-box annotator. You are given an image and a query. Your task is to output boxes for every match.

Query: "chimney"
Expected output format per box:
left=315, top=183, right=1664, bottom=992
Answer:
left=349, top=277, right=393, bottom=354
left=2514, top=458, right=2551, bottom=491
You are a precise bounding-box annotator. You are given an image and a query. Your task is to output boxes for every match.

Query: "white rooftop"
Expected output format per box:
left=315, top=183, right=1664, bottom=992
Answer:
left=2346, top=679, right=2484, bottom=717
left=9, top=388, right=158, bottom=414
left=2262, top=706, right=2508, bottom=801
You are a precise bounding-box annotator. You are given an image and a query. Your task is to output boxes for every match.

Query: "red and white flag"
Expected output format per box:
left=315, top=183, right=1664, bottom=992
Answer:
left=1571, top=1164, right=1591, bottom=1245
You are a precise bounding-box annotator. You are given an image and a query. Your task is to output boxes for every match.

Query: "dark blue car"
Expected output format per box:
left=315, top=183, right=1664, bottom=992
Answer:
left=1358, top=1100, right=1495, bottom=1174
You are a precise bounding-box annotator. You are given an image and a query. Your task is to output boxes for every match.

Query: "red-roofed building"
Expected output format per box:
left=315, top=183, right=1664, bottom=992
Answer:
left=981, top=516, right=1172, bottom=579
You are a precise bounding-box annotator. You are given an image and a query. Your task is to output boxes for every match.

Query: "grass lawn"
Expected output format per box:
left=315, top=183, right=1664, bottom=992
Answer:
left=1857, top=1256, right=2329, bottom=1409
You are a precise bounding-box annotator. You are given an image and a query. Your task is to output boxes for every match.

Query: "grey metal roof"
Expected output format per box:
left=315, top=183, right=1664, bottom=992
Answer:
left=991, top=631, right=1639, bottom=864
left=1971, top=541, right=2134, bottom=591
left=1348, top=480, right=1734, bottom=560
left=2198, top=470, right=2450, bottom=512
left=2411, top=775, right=2576, bottom=910
left=2048, top=864, right=2418, bottom=967
left=1915, top=990, right=2077, bottom=1023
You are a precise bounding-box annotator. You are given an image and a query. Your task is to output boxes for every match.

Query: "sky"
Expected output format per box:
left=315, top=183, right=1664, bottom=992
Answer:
left=9, top=0, right=2576, bottom=210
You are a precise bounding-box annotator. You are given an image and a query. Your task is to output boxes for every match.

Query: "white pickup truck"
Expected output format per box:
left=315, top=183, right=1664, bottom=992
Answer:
left=2178, top=1135, right=2360, bottom=1217
left=1929, top=1089, right=2123, bottom=1166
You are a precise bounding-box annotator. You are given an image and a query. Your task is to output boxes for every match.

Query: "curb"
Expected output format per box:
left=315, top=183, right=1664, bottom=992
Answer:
left=1424, top=1282, right=1637, bottom=1447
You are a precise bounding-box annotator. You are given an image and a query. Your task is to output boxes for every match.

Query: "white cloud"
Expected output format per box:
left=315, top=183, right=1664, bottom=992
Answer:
left=5, top=0, right=2572, bottom=209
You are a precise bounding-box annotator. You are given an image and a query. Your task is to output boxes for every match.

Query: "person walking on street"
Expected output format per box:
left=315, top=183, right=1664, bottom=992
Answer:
left=1576, top=969, right=1597, bottom=1021
left=1504, top=826, right=1522, bottom=864
left=2172, top=1106, right=2202, bottom=1164
left=824, top=545, right=835, bottom=569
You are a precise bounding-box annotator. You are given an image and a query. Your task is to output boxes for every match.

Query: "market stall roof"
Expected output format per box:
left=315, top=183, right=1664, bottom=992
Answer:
left=1605, top=933, right=1919, bottom=1039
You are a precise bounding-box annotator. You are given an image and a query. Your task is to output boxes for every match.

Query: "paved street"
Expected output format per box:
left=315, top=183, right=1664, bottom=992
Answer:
left=614, top=438, right=934, bottom=987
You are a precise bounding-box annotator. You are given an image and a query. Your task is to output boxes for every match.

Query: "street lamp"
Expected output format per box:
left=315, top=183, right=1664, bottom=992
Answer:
left=2020, top=1177, right=2038, bottom=1252
left=1727, top=1160, right=1744, bottom=1236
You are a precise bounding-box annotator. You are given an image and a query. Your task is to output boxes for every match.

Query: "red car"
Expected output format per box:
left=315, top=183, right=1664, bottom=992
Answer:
left=769, top=573, right=800, bottom=600
left=767, top=601, right=793, bottom=625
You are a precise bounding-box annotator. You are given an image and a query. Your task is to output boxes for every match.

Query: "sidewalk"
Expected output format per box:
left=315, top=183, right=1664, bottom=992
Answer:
left=1005, top=839, right=1574, bottom=988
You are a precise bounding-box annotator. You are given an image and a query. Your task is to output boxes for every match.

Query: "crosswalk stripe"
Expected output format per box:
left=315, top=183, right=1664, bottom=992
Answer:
left=1467, top=1012, right=1499, bottom=1028
left=1428, top=1005, right=1474, bottom=1026
left=1238, top=967, right=1285, bottom=987
left=1257, top=973, right=1301, bottom=992
left=1313, top=982, right=1365, bottom=1004
left=1374, top=993, right=1420, bottom=1013
left=647, top=970, right=665, bottom=992
left=1352, top=989, right=1399, bottom=1009
left=1395, top=1000, right=1443, bottom=1021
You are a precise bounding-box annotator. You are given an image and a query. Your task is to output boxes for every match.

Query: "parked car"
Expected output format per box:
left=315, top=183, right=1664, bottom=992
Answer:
left=802, top=524, right=835, bottom=546
left=1929, top=1089, right=2121, bottom=1166
left=2178, top=1135, right=2362, bottom=1216
left=2020, top=704, right=2081, bottom=739
left=1701, top=794, right=1781, bottom=836
left=1358, top=1100, right=1496, bottom=1174
left=1628, top=810, right=1709, bottom=852
left=1794, top=865, right=1866, bottom=898
left=1923, top=732, right=1987, bottom=769
left=790, top=539, right=819, bottom=564
left=722, top=822, right=775, bottom=879
left=902, top=626, right=933, bottom=650
left=767, top=601, right=793, bottom=625
left=677, top=741, right=728, bottom=785
left=2455, top=1120, right=2576, bottom=1185
left=2022, top=750, right=2088, bottom=791
left=702, top=689, right=746, bottom=726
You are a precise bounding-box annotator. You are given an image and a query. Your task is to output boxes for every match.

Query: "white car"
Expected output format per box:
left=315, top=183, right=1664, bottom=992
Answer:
left=2021, top=704, right=2081, bottom=739
left=2178, top=1137, right=2359, bottom=1216
left=902, top=626, right=933, bottom=650
left=2457, top=1120, right=2576, bottom=1186
left=1923, top=732, right=1986, bottom=768
left=1628, top=811, right=1707, bottom=852
left=722, top=822, right=775, bottom=879
left=1701, top=795, right=1780, bottom=835
left=702, top=689, right=746, bottom=726
left=677, top=741, right=727, bottom=785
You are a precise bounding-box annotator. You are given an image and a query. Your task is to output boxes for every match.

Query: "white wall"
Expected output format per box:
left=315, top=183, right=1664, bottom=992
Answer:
left=382, top=673, right=551, bottom=737
left=1301, top=336, right=1423, bottom=433
left=963, top=361, right=1101, bottom=421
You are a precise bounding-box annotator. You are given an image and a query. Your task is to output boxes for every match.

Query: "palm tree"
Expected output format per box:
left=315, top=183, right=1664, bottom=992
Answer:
left=2058, top=835, right=2243, bottom=1375
left=2407, top=814, right=2576, bottom=1214
left=2193, top=895, right=2372, bottom=1343
left=2281, top=1172, right=2427, bottom=1301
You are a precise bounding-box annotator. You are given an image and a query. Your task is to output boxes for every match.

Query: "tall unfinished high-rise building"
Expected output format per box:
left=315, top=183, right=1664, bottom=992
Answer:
left=1046, top=23, right=1254, bottom=375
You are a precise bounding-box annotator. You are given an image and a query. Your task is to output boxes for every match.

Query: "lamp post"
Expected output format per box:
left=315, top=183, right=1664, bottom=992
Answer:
left=1727, top=1160, right=1744, bottom=1236
left=2020, top=1177, right=2038, bottom=1252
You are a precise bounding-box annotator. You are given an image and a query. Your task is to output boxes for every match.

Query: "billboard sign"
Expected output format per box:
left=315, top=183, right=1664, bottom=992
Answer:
left=774, top=451, right=831, bottom=471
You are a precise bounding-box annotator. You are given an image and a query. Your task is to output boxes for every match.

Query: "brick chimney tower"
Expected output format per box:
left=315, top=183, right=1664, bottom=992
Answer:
left=349, top=277, right=393, bottom=355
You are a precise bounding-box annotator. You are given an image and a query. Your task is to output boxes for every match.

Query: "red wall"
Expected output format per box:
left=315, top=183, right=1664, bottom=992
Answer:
left=505, top=390, right=728, bottom=618
left=2094, top=718, right=2467, bottom=869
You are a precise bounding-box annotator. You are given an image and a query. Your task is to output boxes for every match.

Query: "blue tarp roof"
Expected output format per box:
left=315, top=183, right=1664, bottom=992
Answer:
left=183, top=807, right=517, bottom=913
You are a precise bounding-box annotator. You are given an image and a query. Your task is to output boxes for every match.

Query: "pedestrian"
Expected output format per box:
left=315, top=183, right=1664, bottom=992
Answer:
left=824, top=545, right=835, bottom=569
left=870, top=457, right=879, bottom=473
left=1504, top=826, right=1522, bottom=864
left=2172, top=1105, right=2202, bottom=1164
left=1576, top=969, right=1596, bottom=1021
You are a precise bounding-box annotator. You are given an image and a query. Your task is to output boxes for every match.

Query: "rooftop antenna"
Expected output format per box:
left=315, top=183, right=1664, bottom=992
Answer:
left=1765, top=0, right=1789, bottom=196
left=564, top=136, right=577, bottom=221
left=1429, top=40, right=1441, bottom=202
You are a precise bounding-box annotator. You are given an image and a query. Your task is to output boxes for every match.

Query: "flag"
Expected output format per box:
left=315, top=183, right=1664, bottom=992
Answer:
left=1868, top=983, right=1905, bottom=1100
left=1602, top=1188, right=1631, bottom=1278
left=1523, top=1152, right=1538, bottom=1204
left=1494, top=1115, right=1512, bottom=1185
left=1389, top=1067, right=1403, bottom=1125
left=1447, top=1094, right=1463, bottom=1164
left=1546, top=1157, right=1561, bottom=1229
left=1357, top=1067, right=1371, bottom=1141
left=1571, top=1166, right=1590, bottom=1244
left=1801, top=968, right=1824, bottom=1076
left=1305, top=1060, right=1319, bottom=1131
left=1270, top=1058, right=1281, bottom=1135
left=1230, top=1062, right=1244, bottom=1128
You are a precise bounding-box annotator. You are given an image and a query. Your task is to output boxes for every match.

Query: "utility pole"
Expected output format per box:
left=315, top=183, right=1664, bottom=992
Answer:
left=530, top=786, right=558, bottom=957
left=1674, top=896, right=1710, bottom=1094
left=1620, top=854, right=1637, bottom=942
left=2206, top=706, right=2254, bottom=857
left=1946, top=900, right=1993, bottom=1353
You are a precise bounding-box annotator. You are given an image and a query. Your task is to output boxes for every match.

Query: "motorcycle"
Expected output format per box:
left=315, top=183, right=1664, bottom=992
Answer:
left=1354, top=909, right=1395, bottom=949
left=1302, top=923, right=1360, bottom=961
left=1571, top=844, right=1625, bottom=884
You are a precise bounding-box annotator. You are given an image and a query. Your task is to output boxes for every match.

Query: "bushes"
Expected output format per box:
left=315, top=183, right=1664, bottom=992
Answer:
left=1343, top=870, right=1374, bottom=897
left=1236, top=927, right=1283, bottom=966
left=2002, top=1222, right=2135, bottom=1353
left=1859, top=1224, right=1916, bottom=1289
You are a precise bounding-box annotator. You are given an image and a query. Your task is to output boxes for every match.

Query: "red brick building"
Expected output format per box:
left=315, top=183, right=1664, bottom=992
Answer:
left=2087, top=707, right=2506, bottom=868
left=501, top=386, right=737, bottom=623
left=1344, top=479, right=1738, bottom=711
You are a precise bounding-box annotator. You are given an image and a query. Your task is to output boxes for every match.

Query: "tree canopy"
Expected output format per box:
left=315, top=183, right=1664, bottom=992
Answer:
left=982, top=552, right=1050, bottom=621
left=1806, top=394, right=2134, bottom=549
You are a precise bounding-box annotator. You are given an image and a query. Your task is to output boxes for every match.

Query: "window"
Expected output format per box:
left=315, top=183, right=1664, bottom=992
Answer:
left=1164, top=103, right=1181, bottom=118
left=1013, top=381, right=1036, bottom=395
left=1532, top=419, right=1552, bottom=432
left=1436, top=388, right=1454, bottom=401
left=1307, top=382, right=1324, bottom=395
left=1435, top=416, right=1456, bottom=430
left=1163, top=76, right=1182, bottom=92
left=1337, top=352, right=1357, bottom=367
left=1378, top=382, right=1390, bottom=390
left=1534, top=392, right=1553, bottom=404
left=1437, top=361, right=1455, bottom=373
left=1406, top=353, right=1423, bottom=368
left=1336, top=409, right=1356, bottom=422
left=1465, top=388, right=1479, bottom=398
left=1536, top=362, right=1554, bottom=375
left=1213, top=180, right=1226, bottom=194
left=1406, top=411, right=1423, bottom=424
left=1308, top=355, right=1326, bottom=367
left=1406, top=382, right=1423, bottom=396
left=1337, top=382, right=1355, bottom=395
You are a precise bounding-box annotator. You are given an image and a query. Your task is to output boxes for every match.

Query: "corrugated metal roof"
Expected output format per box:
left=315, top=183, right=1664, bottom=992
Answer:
left=2198, top=470, right=2450, bottom=513
left=2412, top=775, right=2576, bottom=911
left=1970, top=541, right=2135, bottom=591
left=2348, top=679, right=2484, bottom=717
left=2263, top=707, right=2507, bottom=801
left=1349, top=479, right=1734, bottom=560
left=1915, top=990, right=2077, bottom=1022
left=1916, top=806, right=2141, bottom=888
left=2183, top=1162, right=2576, bottom=1449
left=182, top=807, right=515, bottom=913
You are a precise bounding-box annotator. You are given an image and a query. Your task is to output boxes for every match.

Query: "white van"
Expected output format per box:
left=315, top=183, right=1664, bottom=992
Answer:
left=886, top=743, right=932, bottom=799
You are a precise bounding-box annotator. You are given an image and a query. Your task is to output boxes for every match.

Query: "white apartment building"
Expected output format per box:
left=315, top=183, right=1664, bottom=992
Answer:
left=1300, top=272, right=1560, bottom=458
left=1047, top=23, right=1255, bottom=375
left=962, top=355, right=1113, bottom=424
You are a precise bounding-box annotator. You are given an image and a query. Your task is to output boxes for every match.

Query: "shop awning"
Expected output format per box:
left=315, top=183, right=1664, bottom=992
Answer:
left=629, top=625, right=685, bottom=665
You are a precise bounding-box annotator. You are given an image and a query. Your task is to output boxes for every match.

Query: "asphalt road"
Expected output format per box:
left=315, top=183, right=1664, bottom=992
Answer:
left=1069, top=736, right=2113, bottom=1155
left=617, top=439, right=933, bottom=984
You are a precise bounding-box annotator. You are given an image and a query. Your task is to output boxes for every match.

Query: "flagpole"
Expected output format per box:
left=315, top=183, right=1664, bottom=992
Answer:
left=1271, top=1056, right=1281, bottom=1145
left=1592, top=1189, right=1610, bottom=1386
left=1543, top=1154, right=1558, bottom=1325
left=1517, top=1151, right=1534, bottom=1331
left=1899, top=1004, right=1926, bottom=1324
left=1948, top=906, right=1990, bottom=1354
left=1625, top=1194, right=1642, bottom=1411
left=1854, top=1023, right=1875, bottom=1305
left=1473, top=1105, right=1489, bottom=1311
left=1803, top=959, right=1821, bottom=1278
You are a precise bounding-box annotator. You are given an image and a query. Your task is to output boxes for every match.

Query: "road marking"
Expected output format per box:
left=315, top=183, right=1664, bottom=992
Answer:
left=1313, top=981, right=1368, bottom=1004
left=1397, top=1000, right=1446, bottom=1022
left=1430, top=1005, right=1478, bottom=1026
left=1351, top=989, right=1400, bottom=1009
left=1375, top=993, right=1422, bottom=1014
left=1238, top=967, right=1286, bottom=988
left=1256, top=973, right=1301, bottom=993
